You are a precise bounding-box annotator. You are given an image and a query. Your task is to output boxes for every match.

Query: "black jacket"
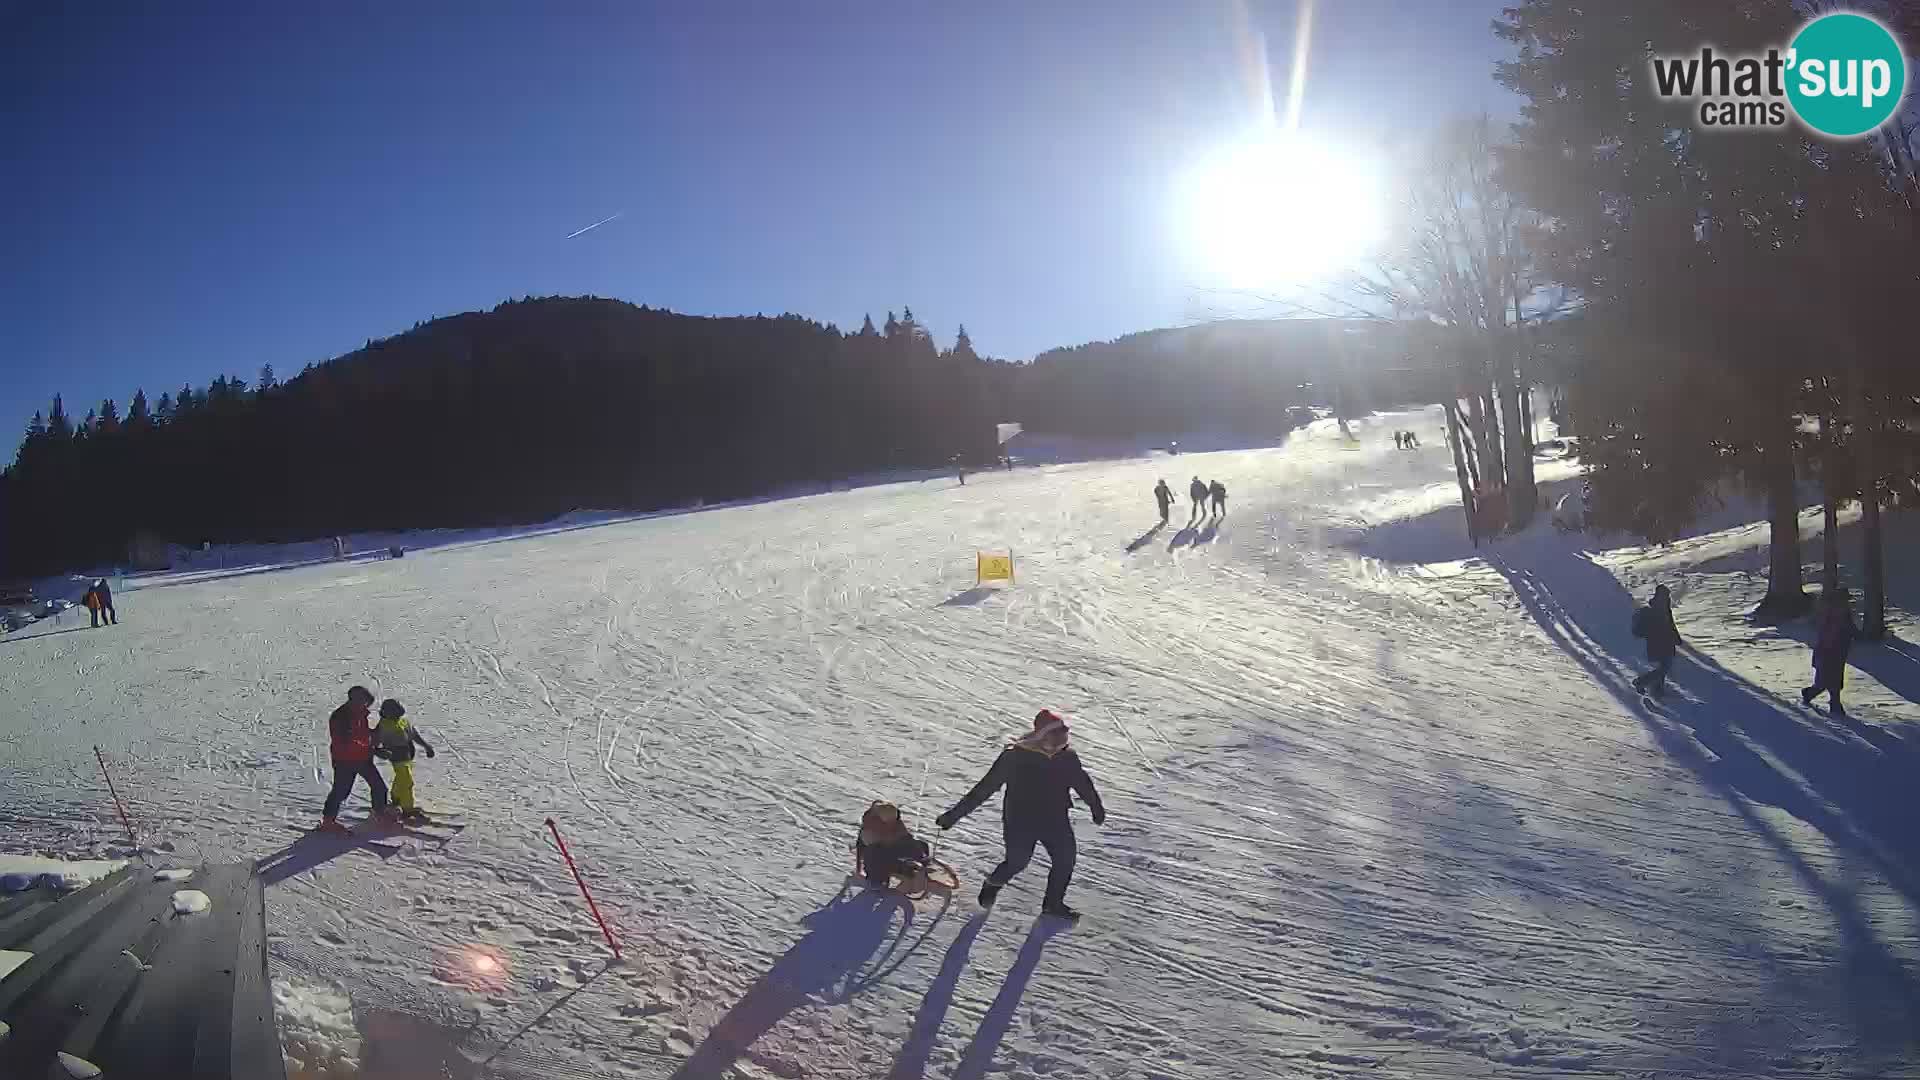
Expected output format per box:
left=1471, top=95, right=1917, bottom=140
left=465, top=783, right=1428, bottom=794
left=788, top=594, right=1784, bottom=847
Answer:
left=942, top=745, right=1105, bottom=827
left=1635, top=599, right=1679, bottom=660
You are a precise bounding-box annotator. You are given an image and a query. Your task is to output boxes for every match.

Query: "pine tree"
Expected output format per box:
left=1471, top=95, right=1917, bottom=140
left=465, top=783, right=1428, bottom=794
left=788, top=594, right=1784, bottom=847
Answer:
left=26, top=411, right=46, bottom=439
left=155, top=393, right=173, bottom=424
left=48, top=395, right=71, bottom=438
left=953, top=324, right=979, bottom=364
left=258, top=364, right=278, bottom=393
left=859, top=314, right=878, bottom=337
left=128, top=389, right=151, bottom=427
left=883, top=311, right=900, bottom=339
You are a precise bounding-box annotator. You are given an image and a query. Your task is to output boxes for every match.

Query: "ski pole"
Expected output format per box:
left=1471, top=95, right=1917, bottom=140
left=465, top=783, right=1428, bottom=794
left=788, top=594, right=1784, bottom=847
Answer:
left=546, top=818, right=622, bottom=961
left=93, top=745, right=141, bottom=855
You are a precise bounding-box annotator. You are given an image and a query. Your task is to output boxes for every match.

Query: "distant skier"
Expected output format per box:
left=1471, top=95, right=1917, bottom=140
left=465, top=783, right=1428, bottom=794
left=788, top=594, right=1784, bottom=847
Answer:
left=1407, top=431, right=1420, bottom=448
left=83, top=585, right=102, bottom=628
left=1394, top=431, right=1405, bottom=450
left=1801, top=588, right=1858, bottom=717
left=936, top=708, right=1106, bottom=920
left=1629, top=585, right=1680, bottom=699
left=1209, top=480, right=1227, bottom=516
left=1154, top=479, right=1175, bottom=524
left=320, top=686, right=390, bottom=831
left=92, top=578, right=116, bottom=625
left=1188, top=477, right=1208, bottom=519
left=372, top=698, right=436, bottom=822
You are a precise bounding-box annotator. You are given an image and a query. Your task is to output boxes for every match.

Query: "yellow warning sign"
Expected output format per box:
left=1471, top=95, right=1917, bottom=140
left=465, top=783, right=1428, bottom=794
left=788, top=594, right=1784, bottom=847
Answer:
left=976, top=552, right=1015, bottom=585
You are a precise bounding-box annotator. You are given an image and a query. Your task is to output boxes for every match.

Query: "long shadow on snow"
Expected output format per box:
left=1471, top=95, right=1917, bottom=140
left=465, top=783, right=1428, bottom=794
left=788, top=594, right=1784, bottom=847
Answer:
left=1167, top=525, right=1198, bottom=551
left=949, top=920, right=1067, bottom=1080
left=0, top=624, right=96, bottom=648
left=1124, top=523, right=1165, bottom=553
left=884, top=913, right=987, bottom=1080
left=1490, top=543, right=1920, bottom=1052
left=256, top=830, right=404, bottom=886
left=668, top=883, right=918, bottom=1080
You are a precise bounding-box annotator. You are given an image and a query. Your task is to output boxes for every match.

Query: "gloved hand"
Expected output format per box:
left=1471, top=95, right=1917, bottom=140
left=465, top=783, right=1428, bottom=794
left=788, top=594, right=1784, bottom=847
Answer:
left=935, top=812, right=956, bottom=831
left=425, top=747, right=436, bottom=758
left=1092, top=807, right=1106, bottom=826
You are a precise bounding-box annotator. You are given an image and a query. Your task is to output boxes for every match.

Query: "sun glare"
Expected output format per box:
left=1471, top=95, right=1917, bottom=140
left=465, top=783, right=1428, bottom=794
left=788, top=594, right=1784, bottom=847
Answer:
left=1179, top=133, right=1385, bottom=290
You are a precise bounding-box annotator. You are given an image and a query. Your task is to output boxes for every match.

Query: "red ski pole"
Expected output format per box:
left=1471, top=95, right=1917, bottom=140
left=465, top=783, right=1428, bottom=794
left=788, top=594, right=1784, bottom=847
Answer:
left=546, top=817, right=622, bottom=961
left=93, top=745, right=141, bottom=854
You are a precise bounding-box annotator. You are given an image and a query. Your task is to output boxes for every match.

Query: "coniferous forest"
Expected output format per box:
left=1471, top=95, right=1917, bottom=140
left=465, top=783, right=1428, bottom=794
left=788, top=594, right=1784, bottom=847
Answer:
left=2, top=297, right=1410, bottom=577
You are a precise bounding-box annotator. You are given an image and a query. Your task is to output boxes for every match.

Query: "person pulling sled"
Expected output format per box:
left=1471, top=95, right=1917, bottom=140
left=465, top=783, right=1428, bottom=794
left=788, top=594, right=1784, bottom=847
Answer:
left=936, top=708, right=1105, bottom=921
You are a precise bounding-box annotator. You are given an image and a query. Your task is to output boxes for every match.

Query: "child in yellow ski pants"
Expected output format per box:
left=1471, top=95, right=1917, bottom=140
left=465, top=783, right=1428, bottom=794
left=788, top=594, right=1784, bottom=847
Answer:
left=373, top=698, right=436, bottom=818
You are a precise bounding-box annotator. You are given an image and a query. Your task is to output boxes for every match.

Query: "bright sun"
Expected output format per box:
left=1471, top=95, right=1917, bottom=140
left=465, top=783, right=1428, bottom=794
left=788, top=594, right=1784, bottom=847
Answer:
left=1179, top=132, right=1385, bottom=291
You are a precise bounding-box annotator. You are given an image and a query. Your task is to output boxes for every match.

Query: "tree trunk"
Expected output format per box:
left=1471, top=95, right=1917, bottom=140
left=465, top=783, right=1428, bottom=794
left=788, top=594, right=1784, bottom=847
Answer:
left=1755, top=408, right=1810, bottom=620
left=1445, top=401, right=1479, bottom=547
left=1496, top=339, right=1537, bottom=530
left=1478, top=384, right=1506, bottom=489
left=1848, top=369, right=1887, bottom=638
left=1820, top=409, right=1839, bottom=595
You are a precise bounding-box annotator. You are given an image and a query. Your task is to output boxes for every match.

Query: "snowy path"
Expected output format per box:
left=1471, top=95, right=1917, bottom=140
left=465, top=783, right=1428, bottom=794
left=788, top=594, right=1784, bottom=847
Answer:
left=3, top=408, right=1917, bottom=1079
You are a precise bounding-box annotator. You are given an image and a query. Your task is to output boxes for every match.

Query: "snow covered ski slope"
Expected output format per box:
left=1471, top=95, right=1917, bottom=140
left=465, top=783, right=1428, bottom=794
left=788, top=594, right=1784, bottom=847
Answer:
left=3, top=407, right=1917, bottom=1079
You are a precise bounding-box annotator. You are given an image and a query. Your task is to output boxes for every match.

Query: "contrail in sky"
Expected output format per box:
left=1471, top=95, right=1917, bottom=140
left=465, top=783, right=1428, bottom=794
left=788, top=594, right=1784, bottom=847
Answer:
left=564, top=211, right=623, bottom=239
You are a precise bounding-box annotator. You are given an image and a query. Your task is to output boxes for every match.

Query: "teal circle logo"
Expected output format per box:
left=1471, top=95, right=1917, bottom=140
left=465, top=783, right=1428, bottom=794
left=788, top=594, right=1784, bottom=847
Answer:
left=1786, top=13, right=1906, bottom=137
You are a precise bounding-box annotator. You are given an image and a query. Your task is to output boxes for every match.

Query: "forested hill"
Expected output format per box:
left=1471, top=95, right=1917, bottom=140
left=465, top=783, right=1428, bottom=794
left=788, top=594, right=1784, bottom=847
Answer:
left=2, top=297, right=1430, bottom=576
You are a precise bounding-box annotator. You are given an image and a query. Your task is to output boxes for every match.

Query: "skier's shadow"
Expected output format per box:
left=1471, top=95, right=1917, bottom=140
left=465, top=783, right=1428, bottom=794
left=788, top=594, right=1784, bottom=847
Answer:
left=949, top=920, right=1067, bottom=1080
left=256, top=830, right=403, bottom=886
left=1167, top=525, right=1198, bottom=550
left=1195, top=518, right=1221, bottom=545
left=668, top=884, right=913, bottom=1080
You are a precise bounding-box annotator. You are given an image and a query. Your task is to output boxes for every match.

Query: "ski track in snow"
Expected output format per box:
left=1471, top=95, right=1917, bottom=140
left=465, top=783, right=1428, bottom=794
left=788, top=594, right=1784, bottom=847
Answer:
left=4, top=406, right=1919, bottom=1079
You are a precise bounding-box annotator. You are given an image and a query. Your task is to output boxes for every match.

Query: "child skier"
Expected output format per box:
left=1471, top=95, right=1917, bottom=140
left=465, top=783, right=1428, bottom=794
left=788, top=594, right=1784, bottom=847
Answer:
left=853, top=800, right=931, bottom=889
left=372, top=698, right=436, bottom=822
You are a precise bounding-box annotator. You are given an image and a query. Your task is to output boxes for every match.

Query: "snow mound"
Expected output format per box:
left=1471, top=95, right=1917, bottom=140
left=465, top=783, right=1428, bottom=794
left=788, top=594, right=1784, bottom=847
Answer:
left=153, top=868, right=194, bottom=882
left=170, top=889, right=210, bottom=915
left=0, top=856, right=128, bottom=893
left=275, top=973, right=362, bottom=1080
left=55, top=1051, right=102, bottom=1078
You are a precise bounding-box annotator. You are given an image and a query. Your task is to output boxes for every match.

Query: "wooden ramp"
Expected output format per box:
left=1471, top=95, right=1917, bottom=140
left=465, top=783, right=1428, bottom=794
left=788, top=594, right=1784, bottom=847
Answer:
left=0, top=862, right=283, bottom=1080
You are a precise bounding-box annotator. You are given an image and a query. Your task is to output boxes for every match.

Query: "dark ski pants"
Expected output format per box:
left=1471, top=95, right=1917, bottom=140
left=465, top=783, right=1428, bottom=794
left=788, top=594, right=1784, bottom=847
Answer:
left=1804, top=660, right=1847, bottom=712
left=1633, top=656, right=1673, bottom=697
left=988, top=816, right=1077, bottom=906
left=102, top=603, right=116, bottom=625
left=323, top=759, right=389, bottom=820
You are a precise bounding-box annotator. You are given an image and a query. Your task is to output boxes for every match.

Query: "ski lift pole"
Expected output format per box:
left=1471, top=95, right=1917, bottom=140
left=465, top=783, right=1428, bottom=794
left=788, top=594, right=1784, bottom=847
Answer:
left=546, top=817, right=622, bottom=961
left=93, top=745, right=141, bottom=854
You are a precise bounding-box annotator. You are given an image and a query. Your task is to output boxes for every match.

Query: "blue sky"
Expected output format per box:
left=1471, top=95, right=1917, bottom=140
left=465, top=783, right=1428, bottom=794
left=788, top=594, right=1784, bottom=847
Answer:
left=2, top=1, right=1514, bottom=440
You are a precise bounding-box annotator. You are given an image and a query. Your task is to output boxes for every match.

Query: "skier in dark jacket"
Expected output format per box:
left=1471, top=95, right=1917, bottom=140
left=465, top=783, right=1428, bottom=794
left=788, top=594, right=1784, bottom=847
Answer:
left=93, top=578, right=116, bottom=625
left=1629, top=584, right=1680, bottom=698
left=1188, top=477, right=1208, bottom=519
left=1154, top=479, right=1175, bottom=524
left=1801, top=588, right=1858, bottom=716
left=320, top=685, right=390, bottom=830
left=936, top=709, right=1106, bottom=920
left=1209, top=480, right=1227, bottom=516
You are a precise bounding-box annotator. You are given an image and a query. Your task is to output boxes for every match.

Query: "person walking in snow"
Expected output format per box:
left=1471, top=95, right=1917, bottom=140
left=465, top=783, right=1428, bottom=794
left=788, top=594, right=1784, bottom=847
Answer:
left=372, top=698, right=436, bottom=821
left=1154, top=479, right=1175, bottom=524
left=935, top=708, right=1106, bottom=920
left=1188, top=477, right=1208, bottom=520
left=83, top=584, right=102, bottom=628
left=1209, top=479, right=1227, bottom=516
left=1394, top=431, right=1405, bottom=450
left=91, top=578, right=116, bottom=625
left=1801, top=588, right=1858, bottom=717
left=320, top=685, right=390, bottom=831
left=1629, top=585, right=1680, bottom=699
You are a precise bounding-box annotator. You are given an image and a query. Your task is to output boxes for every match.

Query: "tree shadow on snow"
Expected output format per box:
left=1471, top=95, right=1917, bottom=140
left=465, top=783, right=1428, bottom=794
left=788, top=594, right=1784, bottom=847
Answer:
left=1490, top=544, right=1920, bottom=1052
left=1125, top=523, right=1166, bottom=553
left=884, top=913, right=987, bottom=1080
left=948, top=920, right=1066, bottom=1080
left=667, top=883, right=916, bottom=1079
